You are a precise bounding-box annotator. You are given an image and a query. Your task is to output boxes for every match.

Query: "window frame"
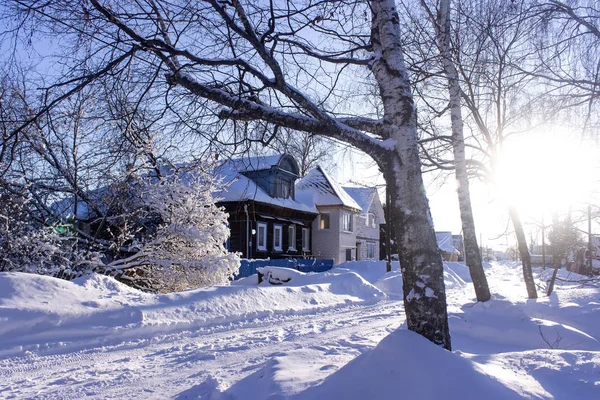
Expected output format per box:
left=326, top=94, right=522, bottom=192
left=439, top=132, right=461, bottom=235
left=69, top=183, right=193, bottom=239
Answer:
left=273, top=224, right=283, bottom=251
left=302, top=228, right=310, bottom=251
left=367, top=242, right=375, bottom=259
left=257, top=222, right=267, bottom=251
left=288, top=224, right=296, bottom=251
left=367, top=212, right=377, bottom=228
left=319, top=213, right=330, bottom=230
left=342, top=212, right=353, bottom=232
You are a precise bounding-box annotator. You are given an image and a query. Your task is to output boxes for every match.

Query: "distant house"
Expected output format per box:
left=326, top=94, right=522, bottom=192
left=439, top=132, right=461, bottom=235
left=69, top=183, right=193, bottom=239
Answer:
left=452, top=234, right=465, bottom=261
left=343, top=187, right=385, bottom=261
left=216, top=154, right=318, bottom=259
left=436, top=231, right=459, bottom=262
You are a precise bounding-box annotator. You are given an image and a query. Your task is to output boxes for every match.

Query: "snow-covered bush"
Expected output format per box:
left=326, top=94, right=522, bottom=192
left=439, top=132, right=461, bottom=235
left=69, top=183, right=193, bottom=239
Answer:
left=0, top=193, right=98, bottom=276
left=102, top=168, right=240, bottom=292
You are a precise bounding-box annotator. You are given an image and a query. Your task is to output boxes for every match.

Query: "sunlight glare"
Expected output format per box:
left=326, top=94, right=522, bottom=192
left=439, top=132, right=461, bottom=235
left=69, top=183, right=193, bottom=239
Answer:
left=493, top=132, right=598, bottom=218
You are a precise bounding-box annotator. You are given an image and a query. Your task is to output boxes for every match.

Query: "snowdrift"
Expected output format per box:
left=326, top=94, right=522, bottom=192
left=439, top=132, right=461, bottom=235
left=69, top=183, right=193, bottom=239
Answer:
left=2, top=260, right=600, bottom=399
left=0, top=267, right=386, bottom=354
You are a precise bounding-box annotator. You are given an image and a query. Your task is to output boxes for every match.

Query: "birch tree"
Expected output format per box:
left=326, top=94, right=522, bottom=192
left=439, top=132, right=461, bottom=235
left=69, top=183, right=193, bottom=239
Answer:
left=3, top=0, right=452, bottom=348
left=420, top=0, right=491, bottom=302
left=446, top=0, right=542, bottom=298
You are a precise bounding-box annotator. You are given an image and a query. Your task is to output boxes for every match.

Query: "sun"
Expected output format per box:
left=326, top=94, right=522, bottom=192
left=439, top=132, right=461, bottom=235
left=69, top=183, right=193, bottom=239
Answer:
left=493, top=131, right=599, bottom=219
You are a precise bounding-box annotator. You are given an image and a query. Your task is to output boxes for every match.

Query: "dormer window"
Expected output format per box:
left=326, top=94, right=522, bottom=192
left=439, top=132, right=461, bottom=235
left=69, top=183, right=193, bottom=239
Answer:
left=275, top=177, right=292, bottom=199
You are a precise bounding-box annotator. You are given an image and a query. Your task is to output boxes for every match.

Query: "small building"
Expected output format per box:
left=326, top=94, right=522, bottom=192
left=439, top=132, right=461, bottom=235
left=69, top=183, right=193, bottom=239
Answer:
left=436, top=231, right=460, bottom=262
left=452, top=234, right=465, bottom=261
left=296, top=166, right=363, bottom=264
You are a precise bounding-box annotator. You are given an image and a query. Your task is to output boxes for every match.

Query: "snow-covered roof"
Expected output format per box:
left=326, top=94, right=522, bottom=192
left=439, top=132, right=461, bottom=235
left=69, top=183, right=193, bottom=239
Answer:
left=50, top=183, right=132, bottom=221
left=296, top=166, right=361, bottom=211
left=436, top=231, right=459, bottom=254
left=227, top=154, right=294, bottom=174
left=342, top=187, right=376, bottom=215
left=216, top=155, right=317, bottom=214
left=53, top=155, right=314, bottom=219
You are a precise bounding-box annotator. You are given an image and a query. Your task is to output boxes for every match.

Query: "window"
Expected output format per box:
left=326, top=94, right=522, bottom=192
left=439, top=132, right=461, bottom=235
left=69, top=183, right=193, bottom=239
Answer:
left=367, top=213, right=377, bottom=228
left=257, top=222, right=267, bottom=251
left=273, top=224, right=283, bottom=251
left=302, top=228, right=310, bottom=251
left=345, top=248, right=352, bottom=261
left=367, top=242, right=375, bottom=259
left=288, top=225, right=296, bottom=250
left=276, top=177, right=292, bottom=199
left=342, top=212, right=353, bottom=232
left=319, top=213, right=330, bottom=230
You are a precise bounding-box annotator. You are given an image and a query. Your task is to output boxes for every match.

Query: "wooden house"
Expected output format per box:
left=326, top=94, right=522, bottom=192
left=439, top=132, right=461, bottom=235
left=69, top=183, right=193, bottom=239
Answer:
left=216, top=154, right=318, bottom=259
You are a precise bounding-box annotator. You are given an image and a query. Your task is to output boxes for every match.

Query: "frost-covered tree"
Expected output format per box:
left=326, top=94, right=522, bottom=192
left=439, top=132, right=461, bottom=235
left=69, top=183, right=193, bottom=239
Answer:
left=3, top=0, right=451, bottom=348
left=418, top=0, right=491, bottom=302
left=104, top=170, right=241, bottom=291
left=0, top=191, right=98, bottom=276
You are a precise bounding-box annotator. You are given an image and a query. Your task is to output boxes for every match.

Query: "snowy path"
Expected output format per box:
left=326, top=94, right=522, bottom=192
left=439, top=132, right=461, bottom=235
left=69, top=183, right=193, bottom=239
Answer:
left=0, top=300, right=404, bottom=399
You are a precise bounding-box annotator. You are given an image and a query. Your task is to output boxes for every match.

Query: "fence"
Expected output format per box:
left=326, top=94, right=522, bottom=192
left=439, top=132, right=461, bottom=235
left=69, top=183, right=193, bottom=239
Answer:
left=236, top=258, right=334, bottom=279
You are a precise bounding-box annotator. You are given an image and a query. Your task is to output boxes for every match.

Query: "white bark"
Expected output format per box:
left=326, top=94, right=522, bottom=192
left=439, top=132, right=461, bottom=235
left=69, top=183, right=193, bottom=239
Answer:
left=427, top=0, right=491, bottom=302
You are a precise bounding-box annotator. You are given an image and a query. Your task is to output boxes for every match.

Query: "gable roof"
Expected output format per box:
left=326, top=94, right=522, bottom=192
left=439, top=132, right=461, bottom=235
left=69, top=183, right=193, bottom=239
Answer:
left=53, top=154, right=316, bottom=219
left=436, top=231, right=459, bottom=254
left=342, top=187, right=376, bottom=216
left=296, top=166, right=361, bottom=211
left=216, top=154, right=317, bottom=214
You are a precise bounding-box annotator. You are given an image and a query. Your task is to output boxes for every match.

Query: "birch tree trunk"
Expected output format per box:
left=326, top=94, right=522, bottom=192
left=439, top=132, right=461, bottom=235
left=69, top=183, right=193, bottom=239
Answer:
left=371, top=0, right=451, bottom=350
left=431, top=0, right=491, bottom=302
left=508, top=205, right=538, bottom=298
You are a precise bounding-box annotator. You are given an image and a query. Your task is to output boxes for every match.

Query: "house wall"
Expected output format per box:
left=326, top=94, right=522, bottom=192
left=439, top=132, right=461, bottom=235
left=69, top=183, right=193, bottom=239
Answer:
left=220, top=201, right=316, bottom=259
left=355, top=193, right=384, bottom=261
left=311, top=205, right=359, bottom=264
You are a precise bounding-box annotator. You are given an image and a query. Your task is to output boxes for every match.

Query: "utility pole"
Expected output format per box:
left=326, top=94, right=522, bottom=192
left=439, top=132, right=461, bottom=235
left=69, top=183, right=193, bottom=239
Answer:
left=386, top=188, right=392, bottom=273
left=542, top=214, right=546, bottom=269
left=589, top=205, right=593, bottom=272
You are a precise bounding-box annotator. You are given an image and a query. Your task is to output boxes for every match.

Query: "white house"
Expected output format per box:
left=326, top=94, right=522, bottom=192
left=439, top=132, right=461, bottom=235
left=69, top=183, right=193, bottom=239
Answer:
left=296, top=166, right=385, bottom=264
left=343, top=187, right=385, bottom=261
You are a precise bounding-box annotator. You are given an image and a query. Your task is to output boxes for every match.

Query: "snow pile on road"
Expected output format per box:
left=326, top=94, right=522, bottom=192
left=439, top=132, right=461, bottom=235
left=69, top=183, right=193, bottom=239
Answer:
left=0, top=266, right=386, bottom=354
left=224, top=329, right=524, bottom=400
left=0, top=273, right=151, bottom=342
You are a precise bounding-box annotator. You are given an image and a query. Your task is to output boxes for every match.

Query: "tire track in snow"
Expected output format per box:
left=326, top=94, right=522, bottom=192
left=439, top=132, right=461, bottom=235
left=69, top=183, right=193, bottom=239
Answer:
left=0, top=300, right=404, bottom=399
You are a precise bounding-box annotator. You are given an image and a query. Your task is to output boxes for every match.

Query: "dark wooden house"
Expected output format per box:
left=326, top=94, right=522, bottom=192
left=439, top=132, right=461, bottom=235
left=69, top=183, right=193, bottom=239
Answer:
left=216, top=154, right=318, bottom=259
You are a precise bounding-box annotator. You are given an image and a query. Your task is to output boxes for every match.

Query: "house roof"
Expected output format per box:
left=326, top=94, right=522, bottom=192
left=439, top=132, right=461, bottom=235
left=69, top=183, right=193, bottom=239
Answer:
left=436, top=231, right=459, bottom=254
left=296, top=166, right=362, bottom=211
left=216, top=155, right=317, bottom=214
left=227, top=154, right=298, bottom=175
left=342, top=187, right=376, bottom=216
left=53, top=154, right=316, bottom=219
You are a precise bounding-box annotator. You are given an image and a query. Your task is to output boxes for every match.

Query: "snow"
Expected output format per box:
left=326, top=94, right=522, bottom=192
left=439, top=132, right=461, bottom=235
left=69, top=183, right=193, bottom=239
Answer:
left=296, top=166, right=362, bottom=211
left=342, top=186, right=375, bottom=216
left=436, top=231, right=460, bottom=254
left=216, top=158, right=318, bottom=214
left=1, top=261, right=600, bottom=398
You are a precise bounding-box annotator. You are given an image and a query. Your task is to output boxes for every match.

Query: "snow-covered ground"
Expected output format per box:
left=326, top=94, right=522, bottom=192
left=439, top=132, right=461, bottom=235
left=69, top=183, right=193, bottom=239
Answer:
left=1, top=261, right=599, bottom=399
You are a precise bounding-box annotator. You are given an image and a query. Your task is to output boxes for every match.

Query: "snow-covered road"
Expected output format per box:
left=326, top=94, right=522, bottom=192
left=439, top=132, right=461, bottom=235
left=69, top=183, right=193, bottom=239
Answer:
left=1, top=297, right=404, bottom=399
left=1, top=261, right=599, bottom=399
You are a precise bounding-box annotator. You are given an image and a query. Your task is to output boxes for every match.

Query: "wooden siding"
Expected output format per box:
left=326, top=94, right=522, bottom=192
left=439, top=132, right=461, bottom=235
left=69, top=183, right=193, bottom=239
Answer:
left=220, top=200, right=316, bottom=259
